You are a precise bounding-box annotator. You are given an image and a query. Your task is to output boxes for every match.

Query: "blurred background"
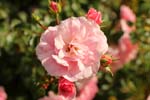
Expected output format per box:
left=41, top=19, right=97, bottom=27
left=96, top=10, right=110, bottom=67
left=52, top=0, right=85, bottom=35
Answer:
left=0, top=0, right=150, bottom=100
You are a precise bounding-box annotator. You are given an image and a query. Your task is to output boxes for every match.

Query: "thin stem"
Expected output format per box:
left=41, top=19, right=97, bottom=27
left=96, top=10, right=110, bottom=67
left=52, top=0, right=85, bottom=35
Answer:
left=37, top=22, right=48, bottom=30
left=56, top=13, right=60, bottom=24
left=32, top=14, right=48, bottom=30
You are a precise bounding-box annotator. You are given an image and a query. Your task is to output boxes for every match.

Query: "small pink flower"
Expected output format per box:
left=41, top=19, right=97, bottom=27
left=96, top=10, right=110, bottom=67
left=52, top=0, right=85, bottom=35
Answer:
left=50, top=1, right=59, bottom=13
left=86, top=8, right=102, bottom=25
left=120, top=5, right=136, bottom=22
left=76, top=76, right=98, bottom=100
left=36, top=17, right=108, bottom=82
left=0, top=87, right=7, bottom=100
left=58, top=77, right=76, bottom=99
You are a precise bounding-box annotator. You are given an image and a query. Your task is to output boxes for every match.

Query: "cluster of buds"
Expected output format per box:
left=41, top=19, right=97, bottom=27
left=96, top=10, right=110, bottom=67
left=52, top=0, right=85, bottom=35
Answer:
left=32, top=0, right=62, bottom=29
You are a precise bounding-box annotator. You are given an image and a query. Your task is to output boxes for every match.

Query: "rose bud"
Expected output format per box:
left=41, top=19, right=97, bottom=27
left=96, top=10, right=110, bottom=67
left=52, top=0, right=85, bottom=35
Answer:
left=101, top=55, right=113, bottom=67
left=58, top=77, right=76, bottom=99
left=49, top=1, right=61, bottom=13
left=86, top=8, right=102, bottom=25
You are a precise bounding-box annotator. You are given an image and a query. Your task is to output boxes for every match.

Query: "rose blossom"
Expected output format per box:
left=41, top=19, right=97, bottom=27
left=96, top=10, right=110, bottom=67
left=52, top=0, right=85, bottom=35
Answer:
left=118, top=34, right=138, bottom=63
left=58, top=77, right=76, bottom=99
left=106, top=5, right=138, bottom=73
left=120, top=5, right=136, bottom=22
left=0, top=87, right=7, bottom=100
left=86, top=8, right=102, bottom=25
left=76, top=76, right=98, bottom=100
left=108, top=34, right=138, bottom=72
left=119, top=5, right=137, bottom=64
left=36, top=17, right=108, bottom=82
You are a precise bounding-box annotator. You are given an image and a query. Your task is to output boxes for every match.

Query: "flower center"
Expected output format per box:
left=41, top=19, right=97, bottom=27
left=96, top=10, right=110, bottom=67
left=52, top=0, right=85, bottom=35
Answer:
left=65, top=44, right=79, bottom=52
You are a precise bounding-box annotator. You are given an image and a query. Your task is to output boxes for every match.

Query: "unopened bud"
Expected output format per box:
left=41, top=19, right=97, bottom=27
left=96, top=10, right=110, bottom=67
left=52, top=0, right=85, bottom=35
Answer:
left=49, top=1, right=61, bottom=13
left=58, top=77, right=76, bottom=99
left=101, top=55, right=113, bottom=67
left=86, top=8, right=102, bottom=25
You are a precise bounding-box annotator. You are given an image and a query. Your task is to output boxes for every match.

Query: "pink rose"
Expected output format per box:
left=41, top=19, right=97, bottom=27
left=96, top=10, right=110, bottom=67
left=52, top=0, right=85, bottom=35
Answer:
left=58, top=77, right=76, bottom=99
left=36, top=17, right=108, bottom=82
left=120, top=5, right=136, bottom=22
left=0, top=87, right=7, bottom=100
left=106, top=5, right=137, bottom=73
left=76, top=76, right=98, bottom=100
left=118, top=34, right=138, bottom=64
left=86, top=8, right=102, bottom=25
left=108, top=34, right=138, bottom=72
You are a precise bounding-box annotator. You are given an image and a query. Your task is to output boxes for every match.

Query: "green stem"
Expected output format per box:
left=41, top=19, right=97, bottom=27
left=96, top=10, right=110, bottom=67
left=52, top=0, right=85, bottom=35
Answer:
left=37, top=22, right=48, bottom=30
left=56, top=13, right=60, bottom=24
left=32, top=14, right=47, bottom=30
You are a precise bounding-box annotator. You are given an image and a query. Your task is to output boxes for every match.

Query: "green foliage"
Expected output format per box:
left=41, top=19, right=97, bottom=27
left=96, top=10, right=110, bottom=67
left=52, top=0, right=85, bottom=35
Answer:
left=0, top=0, right=150, bottom=100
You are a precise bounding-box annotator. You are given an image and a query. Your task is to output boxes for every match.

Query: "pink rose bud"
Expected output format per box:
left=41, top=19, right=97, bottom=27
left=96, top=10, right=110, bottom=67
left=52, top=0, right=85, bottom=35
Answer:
left=86, top=8, right=102, bottom=25
left=50, top=1, right=60, bottom=13
left=101, top=55, right=113, bottom=67
left=58, top=77, right=76, bottom=99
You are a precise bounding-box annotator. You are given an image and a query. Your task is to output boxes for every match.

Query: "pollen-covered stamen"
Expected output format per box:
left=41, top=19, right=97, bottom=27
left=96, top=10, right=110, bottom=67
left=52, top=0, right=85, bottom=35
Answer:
left=65, top=44, right=73, bottom=52
left=65, top=44, right=80, bottom=55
